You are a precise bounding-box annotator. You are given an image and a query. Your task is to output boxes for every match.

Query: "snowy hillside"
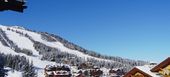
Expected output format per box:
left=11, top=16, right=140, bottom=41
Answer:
left=0, top=25, right=148, bottom=77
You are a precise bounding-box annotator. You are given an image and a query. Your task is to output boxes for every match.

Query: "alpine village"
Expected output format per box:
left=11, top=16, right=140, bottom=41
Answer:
left=0, top=0, right=170, bottom=77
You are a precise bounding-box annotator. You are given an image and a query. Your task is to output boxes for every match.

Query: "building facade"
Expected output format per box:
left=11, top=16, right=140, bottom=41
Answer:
left=44, top=65, right=72, bottom=77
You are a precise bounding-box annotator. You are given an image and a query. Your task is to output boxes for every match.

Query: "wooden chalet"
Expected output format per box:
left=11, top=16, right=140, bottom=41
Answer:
left=124, top=57, right=170, bottom=77
left=44, top=65, right=72, bottom=77
left=78, top=62, right=93, bottom=69
left=109, top=69, right=119, bottom=77
left=0, top=0, right=27, bottom=12
left=90, top=66, right=103, bottom=77
left=76, top=73, right=85, bottom=77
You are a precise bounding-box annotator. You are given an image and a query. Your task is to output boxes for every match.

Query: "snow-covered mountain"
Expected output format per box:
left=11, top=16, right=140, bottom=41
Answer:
left=0, top=25, right=148, bottom=77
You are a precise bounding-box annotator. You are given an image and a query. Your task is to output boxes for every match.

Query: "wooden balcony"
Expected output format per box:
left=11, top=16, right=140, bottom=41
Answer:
left=0, top=0, right=27, bottom=12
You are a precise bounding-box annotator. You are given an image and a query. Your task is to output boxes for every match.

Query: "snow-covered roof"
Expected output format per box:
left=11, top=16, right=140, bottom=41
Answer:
left=136, top=65, right=160, bottom=77
left=46, top=71, right=70, bottom=75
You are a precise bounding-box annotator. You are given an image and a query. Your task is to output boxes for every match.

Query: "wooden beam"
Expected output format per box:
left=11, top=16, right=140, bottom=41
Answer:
left=0, top=0, right=27, bottom=12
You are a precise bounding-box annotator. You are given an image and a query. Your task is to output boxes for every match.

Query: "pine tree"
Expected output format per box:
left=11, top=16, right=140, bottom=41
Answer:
left=0, top=55, right=6, bottom=77
left=22, top=61, right=36, bottom=77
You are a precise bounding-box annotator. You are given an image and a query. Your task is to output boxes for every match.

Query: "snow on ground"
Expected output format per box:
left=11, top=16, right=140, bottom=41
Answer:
left=0, top=41, right=56, bottom=68
left=0, top=40, right=55, bottom=77
left=5, top=67, right=22, bottom=77
left=0, top=42, right=17, bottom=55
left=37, top=70, right=45, bottom=77
left=0, top=25, right=116, bottom=63
left=0, top=31, right=11, bottom=47
left=101, top=67, right=110, bottom=76
left=1, top=26, right=39, bottom=56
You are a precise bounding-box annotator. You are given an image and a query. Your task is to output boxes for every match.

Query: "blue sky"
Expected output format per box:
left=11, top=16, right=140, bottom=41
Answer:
left=0, top=0, right=170, bottom=62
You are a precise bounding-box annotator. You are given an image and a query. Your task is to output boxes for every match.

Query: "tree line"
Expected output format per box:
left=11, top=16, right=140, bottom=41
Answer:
left=0, top=53, right=36, bottom=77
